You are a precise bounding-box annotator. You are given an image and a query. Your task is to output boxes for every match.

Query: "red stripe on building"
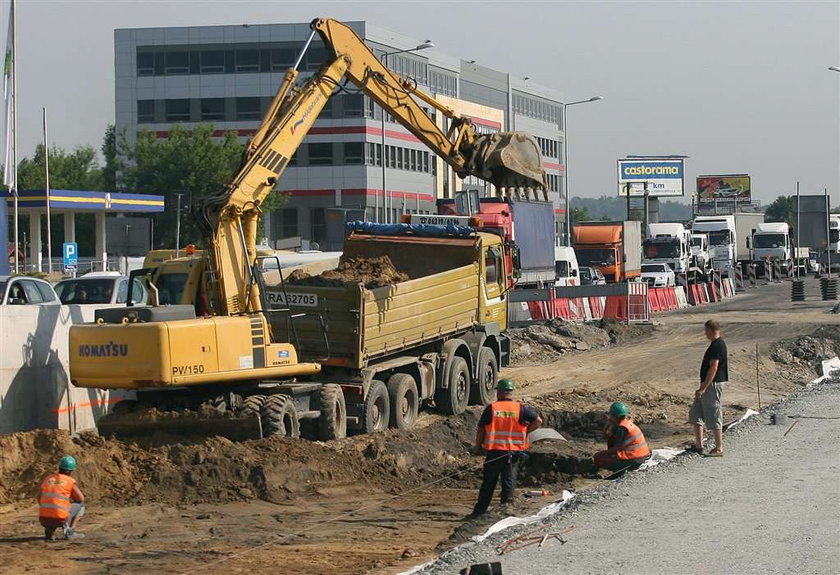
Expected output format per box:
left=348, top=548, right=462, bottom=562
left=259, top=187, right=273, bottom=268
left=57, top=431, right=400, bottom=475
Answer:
left=553, top=209, right=566, bottom=215
left=284, top=188, right=435, bottom=202
left=544, top=162, right=565, bottom=171
left=154, top=125, right=423, bottom=143
left=464, top=116, right=503, bottom=130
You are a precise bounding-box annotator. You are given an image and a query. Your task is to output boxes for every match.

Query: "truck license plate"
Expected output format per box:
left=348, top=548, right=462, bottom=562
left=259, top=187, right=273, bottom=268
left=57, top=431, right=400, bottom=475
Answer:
left=266, top=291, right=319, bottom=308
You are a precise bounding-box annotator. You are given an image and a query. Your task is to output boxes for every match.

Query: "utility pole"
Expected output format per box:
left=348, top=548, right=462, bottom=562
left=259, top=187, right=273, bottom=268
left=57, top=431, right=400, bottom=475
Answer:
left=43, top=107, right=52, bottom=273
left=175, top=193, right=184, bottom=257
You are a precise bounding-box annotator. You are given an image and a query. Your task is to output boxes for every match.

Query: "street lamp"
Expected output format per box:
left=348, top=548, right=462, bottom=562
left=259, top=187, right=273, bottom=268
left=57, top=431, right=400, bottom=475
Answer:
left=562, top=95, right=603, bottom=245
left=829, top=66, right=840, bottom=72
left=379, top=41, right=434, bottom=223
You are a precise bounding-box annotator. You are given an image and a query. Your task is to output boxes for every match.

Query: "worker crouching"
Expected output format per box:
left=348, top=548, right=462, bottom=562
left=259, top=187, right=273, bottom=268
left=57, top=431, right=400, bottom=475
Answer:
left=38, top=455, right=86, bottom=541
left=470, top=379, right=543, bottom=517
left=592, top=402, right=651, bottom=472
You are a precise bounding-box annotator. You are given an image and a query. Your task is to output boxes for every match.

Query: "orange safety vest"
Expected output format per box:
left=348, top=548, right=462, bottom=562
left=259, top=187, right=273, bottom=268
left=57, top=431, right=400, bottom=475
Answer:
left=38, top=473, right=76, bottom=521
left=482, top=400, right=530, bottom=451
left=615, top=419, right=651, bottom=460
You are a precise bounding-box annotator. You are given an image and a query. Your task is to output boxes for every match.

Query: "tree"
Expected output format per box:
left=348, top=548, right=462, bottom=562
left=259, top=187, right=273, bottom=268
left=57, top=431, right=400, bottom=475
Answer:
left=570, top=205, right=591, bottom=223
left=101, top=124, right=118, bottom=191
left=15, top=144, right=105, bottom=257
left=119, top=124, right=255, bottom=248
left=764, top=195, right=793, bottom=226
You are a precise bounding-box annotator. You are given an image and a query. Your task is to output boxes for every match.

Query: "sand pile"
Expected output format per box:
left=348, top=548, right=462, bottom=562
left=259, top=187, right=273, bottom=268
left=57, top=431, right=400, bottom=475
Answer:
left=287, top=256, right=408, bottom=289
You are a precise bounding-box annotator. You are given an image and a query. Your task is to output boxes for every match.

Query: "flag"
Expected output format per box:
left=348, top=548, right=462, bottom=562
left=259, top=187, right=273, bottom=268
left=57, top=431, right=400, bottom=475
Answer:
left=2, top=0, right=15, bottom=192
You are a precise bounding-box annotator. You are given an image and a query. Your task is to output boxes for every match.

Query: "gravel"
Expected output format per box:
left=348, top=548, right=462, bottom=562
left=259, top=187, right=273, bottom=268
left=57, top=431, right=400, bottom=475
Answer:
left=412, top=380, right=840, bottom=575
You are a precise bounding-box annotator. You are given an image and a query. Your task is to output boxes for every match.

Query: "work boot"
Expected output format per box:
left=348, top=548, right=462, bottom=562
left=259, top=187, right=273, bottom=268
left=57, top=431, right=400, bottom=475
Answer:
left=64, top=527, right=85, bottom=540
left=44, top=527, right=57, bottom=542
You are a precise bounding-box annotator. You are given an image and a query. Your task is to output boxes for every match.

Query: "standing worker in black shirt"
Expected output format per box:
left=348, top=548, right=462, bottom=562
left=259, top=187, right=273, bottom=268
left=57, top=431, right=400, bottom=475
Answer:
left=690, top=319, right=728, bottom=456
left=470, top=379, right=543, bottom=517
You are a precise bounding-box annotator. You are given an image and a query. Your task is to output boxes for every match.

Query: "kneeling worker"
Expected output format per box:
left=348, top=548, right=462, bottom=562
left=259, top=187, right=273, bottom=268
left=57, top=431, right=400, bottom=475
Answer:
left=39, top=456, right=86, bottom=541
left=471, top=378, right=543, bottom=517
left=592, top=402, right=651, bottom=471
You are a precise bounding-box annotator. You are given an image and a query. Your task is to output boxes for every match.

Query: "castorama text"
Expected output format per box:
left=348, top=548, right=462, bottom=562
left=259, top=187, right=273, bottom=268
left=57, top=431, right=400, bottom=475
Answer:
left=617, top=159, right=685, bottom=197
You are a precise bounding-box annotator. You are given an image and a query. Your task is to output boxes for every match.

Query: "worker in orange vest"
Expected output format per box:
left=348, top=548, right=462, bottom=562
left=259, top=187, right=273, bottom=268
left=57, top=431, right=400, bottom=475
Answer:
left=38, top=455, right=86, bottom=541
left=470, top=379, right=543, bottom=517
left=593, top=402, right=651, bottom=471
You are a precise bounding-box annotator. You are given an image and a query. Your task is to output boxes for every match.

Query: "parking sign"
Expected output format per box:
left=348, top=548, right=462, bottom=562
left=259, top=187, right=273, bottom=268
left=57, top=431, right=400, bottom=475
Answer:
left=63, top=242, right=78, bottom=273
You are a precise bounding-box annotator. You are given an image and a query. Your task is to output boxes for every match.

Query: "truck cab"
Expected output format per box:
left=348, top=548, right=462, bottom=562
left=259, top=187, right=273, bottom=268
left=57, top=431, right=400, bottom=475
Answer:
left=752, top=222, right=792, bottom=274
left=690, top=233, right=710, bottom=271
left=553, top=245, right=579, bottom=286
left=643, top=223, right=691, bottom=273
left=572, top=221, right=642, bottom=283
left=692, top=216, right=736, bottom=272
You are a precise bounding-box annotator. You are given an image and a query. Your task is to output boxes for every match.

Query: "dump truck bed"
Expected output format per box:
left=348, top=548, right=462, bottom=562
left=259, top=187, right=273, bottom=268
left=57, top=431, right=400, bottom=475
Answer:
left=268, top=233, right=483, bottom=369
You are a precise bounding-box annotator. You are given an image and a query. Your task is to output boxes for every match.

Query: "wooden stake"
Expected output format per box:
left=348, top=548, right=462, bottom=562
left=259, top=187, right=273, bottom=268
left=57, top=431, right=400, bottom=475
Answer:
left=755, top=343, right=762, bottom=410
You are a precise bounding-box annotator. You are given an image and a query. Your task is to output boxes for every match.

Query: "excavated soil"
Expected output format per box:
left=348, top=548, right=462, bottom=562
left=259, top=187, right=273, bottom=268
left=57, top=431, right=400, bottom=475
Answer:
left=288, top=255, right=408, bottom=289
left=510, top=318, right=656, bottom=365
left=770, top=325, right=840, bottom=370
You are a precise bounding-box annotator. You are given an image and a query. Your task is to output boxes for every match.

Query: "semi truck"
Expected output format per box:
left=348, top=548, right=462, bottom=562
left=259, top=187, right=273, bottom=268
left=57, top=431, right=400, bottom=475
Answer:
left=690, top=233, right=711, bottom=274
left=643, top=223, right=692, bottom=273
left=437, top=198, right=556, bottom=287
left=751, top=222, right=792, bottom=275
left=68, top=17, right=545, bottom=441
left=572, top=221, right=642, bottom=283
left=693, top=212, right=764, bottom=272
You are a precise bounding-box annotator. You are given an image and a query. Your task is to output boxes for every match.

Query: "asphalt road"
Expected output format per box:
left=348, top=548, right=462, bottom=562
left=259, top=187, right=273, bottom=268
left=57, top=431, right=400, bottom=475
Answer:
left=416, top=381, right=840, bottom=575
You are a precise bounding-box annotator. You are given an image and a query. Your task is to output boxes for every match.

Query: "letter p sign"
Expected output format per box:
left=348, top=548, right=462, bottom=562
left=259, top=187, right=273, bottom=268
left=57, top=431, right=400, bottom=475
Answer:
left=63, top=242, right=78, bottom=273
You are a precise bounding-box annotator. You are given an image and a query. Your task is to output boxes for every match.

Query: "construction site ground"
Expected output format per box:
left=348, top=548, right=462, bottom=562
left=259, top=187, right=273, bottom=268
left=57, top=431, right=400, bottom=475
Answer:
left=0, top=278, right=836, bottom=575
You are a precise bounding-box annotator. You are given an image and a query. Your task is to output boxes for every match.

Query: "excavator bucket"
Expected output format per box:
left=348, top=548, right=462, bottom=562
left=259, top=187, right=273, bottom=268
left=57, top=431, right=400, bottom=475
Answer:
left=465, top=131, right=548, bottom=194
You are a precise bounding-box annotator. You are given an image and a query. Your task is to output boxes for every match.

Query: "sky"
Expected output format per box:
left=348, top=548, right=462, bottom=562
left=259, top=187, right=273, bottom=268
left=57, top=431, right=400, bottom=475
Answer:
left=6, top=0, right=840, bottom=206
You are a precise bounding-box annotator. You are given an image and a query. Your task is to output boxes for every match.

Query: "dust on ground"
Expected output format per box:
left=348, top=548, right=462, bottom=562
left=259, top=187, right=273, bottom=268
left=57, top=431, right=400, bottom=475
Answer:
left=288, top=255, right=408, bottom=289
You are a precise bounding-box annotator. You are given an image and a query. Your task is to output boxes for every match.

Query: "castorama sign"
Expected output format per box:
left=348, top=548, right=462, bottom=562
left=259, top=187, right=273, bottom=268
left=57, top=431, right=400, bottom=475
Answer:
left=617, top=158, right=685, bottom=197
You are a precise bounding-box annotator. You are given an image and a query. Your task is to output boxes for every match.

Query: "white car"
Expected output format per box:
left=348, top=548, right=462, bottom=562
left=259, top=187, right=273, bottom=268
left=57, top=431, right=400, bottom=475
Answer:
left=640, top=263, right=675, bottom=287
left=0, top=276, right=61, bottom=306
left=55, top=274, right=147, bottom=305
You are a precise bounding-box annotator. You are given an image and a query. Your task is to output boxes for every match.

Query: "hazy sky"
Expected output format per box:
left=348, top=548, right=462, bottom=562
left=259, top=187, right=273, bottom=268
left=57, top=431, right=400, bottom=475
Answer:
left=7, top=0, right=840, bottom=205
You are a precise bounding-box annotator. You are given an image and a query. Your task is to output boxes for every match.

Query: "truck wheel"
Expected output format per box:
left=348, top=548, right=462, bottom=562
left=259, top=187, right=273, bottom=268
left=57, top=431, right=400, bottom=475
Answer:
left=470, top=347, right=498, bottom=406
left=240, top=394, right=266, bottom=417
left=387, top=374, right=419, bottom=430
left=362, top=380, right=390, bottom=434
left=436, top=356, right=470, bottom=415
left=261, top=395, right=300, bottom=439
left=318, top=384, right=347, bottom=441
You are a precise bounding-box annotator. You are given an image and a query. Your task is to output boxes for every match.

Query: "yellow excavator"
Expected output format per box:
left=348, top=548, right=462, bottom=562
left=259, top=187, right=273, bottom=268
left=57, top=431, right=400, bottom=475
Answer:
left=69, top=18, right=546, bottom=439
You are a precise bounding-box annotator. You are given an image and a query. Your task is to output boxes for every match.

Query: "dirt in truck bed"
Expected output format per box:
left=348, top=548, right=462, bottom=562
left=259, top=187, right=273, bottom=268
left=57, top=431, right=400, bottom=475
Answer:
left=287, top=255, right=409, bottom=289
left=0, top=282, right=836, bottom=574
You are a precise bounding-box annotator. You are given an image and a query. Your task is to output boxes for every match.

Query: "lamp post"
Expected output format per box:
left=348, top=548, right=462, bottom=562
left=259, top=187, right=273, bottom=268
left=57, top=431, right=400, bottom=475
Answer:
left=562, top=96, right=602, bottom=245
left=379, top=41, right=434, bottom=223
left=829, top=66, right=840, bottom=72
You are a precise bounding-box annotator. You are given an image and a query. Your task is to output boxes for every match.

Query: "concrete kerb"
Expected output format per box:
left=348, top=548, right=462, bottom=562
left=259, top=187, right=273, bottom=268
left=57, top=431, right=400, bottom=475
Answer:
left=408, top=375, right=840, bottom=575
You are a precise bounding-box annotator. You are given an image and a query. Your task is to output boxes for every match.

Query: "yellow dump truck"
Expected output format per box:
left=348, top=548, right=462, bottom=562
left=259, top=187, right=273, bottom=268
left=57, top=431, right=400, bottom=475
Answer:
left=266, top=224, right=512, bottom=434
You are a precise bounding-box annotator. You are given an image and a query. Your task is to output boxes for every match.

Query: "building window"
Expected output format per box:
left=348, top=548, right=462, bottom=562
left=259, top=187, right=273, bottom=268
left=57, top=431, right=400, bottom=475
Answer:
left=164, top=51, right=190, bottom=75
left=137, top=100, right=155, bottom=123
left=271, top=47, right=297, bottom=71
left=343, top=142, right=364, bottom=164
left=365, top=142, right=381, bottom=166
left=343, top=94, right=364, bottom=117
left=201, top=98, right=225, bottom=121
left=311, top=208, right=326, bottom=242
left=308, top=142, right=333, bottom=165
left=137, top=52, right=154, bottom=76
left=236, top=97, right=261, bottom=121
left=386, top=145, right=396, bottom=169
left=200, top=50, right=225, bottom=74
left=409, top=149, right=418, bottom=171
left=235, top=49, right=260, bottom=73
left=275, top=208, right=298, bottom=239
left=305, top=46, right=327, bottom=71
left=165, top=99, right=191, bottom=122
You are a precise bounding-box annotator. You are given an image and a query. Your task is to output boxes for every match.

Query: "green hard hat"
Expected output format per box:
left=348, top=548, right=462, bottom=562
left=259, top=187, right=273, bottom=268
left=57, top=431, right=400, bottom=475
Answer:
left=58, top=455, right=77, bottom=472
left=609, top=402, right=629, bottom=417
left=496, top=378, right=515, bottom=392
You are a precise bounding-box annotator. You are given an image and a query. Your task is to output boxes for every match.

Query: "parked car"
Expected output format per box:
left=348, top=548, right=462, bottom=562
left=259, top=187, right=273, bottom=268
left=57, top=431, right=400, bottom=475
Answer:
left=640, top=263, right=676, bottom=287
left=0, top=276, right=61, bottom=305
left=55, top=273, right=147, bottom=305
left=579, top=266, right=606, bottom=285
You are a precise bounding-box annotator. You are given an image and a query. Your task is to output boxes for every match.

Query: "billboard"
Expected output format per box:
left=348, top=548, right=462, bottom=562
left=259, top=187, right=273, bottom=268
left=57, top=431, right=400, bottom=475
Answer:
left=696, top=174, right=751, bottom=203
left=617, top=158, right=684, bottom=197
left=793, top=195, right=829, bottom=249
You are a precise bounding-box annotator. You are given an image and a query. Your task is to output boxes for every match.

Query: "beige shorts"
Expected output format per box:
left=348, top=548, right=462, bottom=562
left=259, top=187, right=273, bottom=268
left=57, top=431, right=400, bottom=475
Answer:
left=689, top=381, right=725, bottom=429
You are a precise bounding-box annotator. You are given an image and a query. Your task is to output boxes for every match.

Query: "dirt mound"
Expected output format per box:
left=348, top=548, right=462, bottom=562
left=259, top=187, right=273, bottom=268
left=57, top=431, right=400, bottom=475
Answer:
left=771, top=326, right=840, bottom=369
left=0, top=429, right=402, bottom=506
left=288, top=255, right=408, bottom=289
left=510, top=318, right=654, bottom=365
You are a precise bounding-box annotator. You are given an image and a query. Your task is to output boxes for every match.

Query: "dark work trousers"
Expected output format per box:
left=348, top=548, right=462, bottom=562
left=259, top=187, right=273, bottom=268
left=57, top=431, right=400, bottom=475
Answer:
left=472, top=451, right=523, bottom=515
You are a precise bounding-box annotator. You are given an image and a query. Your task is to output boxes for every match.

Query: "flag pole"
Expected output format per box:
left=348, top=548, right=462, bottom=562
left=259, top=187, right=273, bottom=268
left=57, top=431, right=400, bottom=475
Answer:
left=10, top=0, right=17, bottom=272
left=43, top=107, right=52, bottom=273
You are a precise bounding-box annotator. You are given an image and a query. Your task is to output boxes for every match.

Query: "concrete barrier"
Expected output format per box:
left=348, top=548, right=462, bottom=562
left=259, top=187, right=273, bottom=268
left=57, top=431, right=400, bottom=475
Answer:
left=0, top=305, right=130, bottom=434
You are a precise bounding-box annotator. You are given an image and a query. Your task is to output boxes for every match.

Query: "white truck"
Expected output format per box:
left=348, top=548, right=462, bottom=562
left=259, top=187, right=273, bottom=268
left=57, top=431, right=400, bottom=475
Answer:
left=690, top=233, right=711, bottom=272
left=751, top=222, right=792, bottom=275
left=553, top=245, right=580, bottom=286
left=693, top=213, right=764, bottom=272
left=643, top=223, right=692, bottom=273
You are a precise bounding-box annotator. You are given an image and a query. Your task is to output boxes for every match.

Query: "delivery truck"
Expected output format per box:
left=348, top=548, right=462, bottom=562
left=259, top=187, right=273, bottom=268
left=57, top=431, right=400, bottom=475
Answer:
left=572, top=221, right=642, bottom=283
